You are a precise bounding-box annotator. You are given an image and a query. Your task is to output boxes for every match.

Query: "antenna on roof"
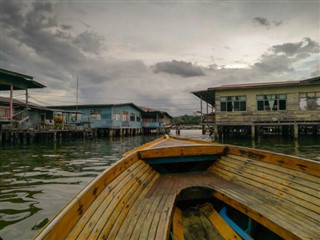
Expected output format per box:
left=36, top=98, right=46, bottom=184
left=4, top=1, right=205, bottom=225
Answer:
left=76, top=75, right=79, bottom=111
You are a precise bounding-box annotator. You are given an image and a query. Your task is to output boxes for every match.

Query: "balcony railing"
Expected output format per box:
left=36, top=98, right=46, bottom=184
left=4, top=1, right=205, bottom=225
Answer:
left=13, top=109, right=28, bottom=122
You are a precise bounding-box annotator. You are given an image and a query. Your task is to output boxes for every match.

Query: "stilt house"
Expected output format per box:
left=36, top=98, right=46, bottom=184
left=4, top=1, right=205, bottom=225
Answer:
left=193, top=76, right=320, bottom=138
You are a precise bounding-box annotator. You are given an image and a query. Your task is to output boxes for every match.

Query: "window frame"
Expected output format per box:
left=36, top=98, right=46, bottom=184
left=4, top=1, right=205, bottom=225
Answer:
left=299, top=92, right=320, bottom=111
left=220, top=95, right=247, bottom=112
left=256, top=94, right=287, bottom=111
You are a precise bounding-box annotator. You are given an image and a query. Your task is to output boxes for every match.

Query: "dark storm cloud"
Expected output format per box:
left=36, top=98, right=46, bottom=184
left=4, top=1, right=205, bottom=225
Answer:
left=73, top=31, right=106, bottom=54
left=1, top=0, right=24, bottom=28
left=1, top=1, right=81, bottom=70
left=253, top=17, right=270, bottom=26
left=272, top=37, right=320, bottom=56
left=254, top=54, right=294, bottom=73
left=253, top=37, right=320, bottom=73
left=61, top=24, right=72, bottom=30
left=252, top=17, right=282, bottom=28
left=152, top=60, right=205, bottom=78
left=1, top=0, right=107, bottom=86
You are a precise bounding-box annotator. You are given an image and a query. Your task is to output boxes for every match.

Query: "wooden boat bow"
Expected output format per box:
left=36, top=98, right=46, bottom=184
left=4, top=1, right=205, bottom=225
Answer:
left=34, top=135, right=320, bottom=240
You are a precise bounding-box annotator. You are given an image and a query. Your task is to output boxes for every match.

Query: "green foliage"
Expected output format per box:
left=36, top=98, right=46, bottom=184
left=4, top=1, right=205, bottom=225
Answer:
left=173, top=115, right=200, bottom=125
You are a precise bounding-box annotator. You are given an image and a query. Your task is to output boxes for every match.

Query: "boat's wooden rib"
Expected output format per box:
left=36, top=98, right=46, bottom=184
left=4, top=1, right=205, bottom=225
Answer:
left=179, top=205, right=224, bottom=239
left=199, top=203, right=242, bottom=240
left=172, top=207, right=184, bottom=240
left=34, top=136, right=320, bottom=240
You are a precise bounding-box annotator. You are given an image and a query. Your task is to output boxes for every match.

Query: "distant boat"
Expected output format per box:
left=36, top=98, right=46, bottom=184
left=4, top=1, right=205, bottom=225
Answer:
left=34, top=136, right=320, bottom=239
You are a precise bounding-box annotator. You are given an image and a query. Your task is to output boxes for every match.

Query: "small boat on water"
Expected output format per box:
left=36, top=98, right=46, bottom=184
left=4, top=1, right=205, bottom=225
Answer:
left=34, top=136, right=320, bottom=240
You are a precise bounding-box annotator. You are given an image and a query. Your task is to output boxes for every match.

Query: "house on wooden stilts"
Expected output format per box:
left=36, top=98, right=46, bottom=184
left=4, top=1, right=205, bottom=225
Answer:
left=140, top=107, right=173, bottom=134
left=193, top=76, right=320, bottom=139
left=50, top=103, right=144, bottom=137
left=0, top=68, right=46, bottom=129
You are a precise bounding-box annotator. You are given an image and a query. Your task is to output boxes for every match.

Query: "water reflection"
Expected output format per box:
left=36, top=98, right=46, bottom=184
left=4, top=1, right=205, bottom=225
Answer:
left=0, top=133, right=319, bottom=240
left=0, top=136, right=158, bottom=240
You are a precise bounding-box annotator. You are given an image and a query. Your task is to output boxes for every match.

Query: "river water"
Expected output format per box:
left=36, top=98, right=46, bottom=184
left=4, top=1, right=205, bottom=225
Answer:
left=0, top=130, right=319, bottom=240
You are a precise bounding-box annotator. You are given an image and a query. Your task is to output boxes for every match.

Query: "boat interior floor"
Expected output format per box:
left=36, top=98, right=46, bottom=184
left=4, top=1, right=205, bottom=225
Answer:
left=57, top=153, right=319, bottom=240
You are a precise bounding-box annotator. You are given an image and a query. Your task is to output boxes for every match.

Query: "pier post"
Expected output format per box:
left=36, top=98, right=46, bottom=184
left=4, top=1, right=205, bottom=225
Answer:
left=313, top=125, right=318, bottom=137
left=251, top=124, right=255, bottom=139
left=294, top=123, right=299, bottom=139
left=202, top=125, right=206, bottom=135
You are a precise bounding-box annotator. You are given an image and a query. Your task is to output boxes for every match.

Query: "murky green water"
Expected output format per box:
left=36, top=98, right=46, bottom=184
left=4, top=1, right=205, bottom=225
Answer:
left=0, top=130, right=319, bottom=240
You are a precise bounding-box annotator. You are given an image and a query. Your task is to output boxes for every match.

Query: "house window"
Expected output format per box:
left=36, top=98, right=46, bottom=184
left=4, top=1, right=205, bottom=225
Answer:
left=122, top=111, right=129, bottom=121
left=220, top=96, right=246, bottom=112
left=130, top=113, right=135, bottom=121
left=136, top=114, right=141, bottom=122
left=299, top=92, right=320, bottom=110
left=257, top=94, right=287, bottom=111
left=113, top=109, right=121, bottom=120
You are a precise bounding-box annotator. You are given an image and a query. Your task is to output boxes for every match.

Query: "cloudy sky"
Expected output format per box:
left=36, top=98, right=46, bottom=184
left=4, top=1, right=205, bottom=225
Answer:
left=1, top=0, right=319, bottom=116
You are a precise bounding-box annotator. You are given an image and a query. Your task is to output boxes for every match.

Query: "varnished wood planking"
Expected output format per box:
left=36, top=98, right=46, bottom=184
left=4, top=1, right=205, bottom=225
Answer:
left=34, top=136, right=320, bottom=240
left=138, top=175, right=176, bottom=240
left=221, top=155, right=319, bottom=191
left=34, top=152, right=140, bottom=240
left=153, top=175, right=181, bottom=240
left=215, top=156, right=320, bottom=210
left=154, top=172, right=319, bottom=240
left=65, top=160, right=146, bottom=239
left=106, top=171, right=159, bottom=239
left=200, top=203, right=242, bottom=240
left=139, top=145, right=226, bottom=160
left=210, top=186, right=302, bottom=240
left=210, top=157, right=320, bottom=221
left=85, top=163, right=152, bottom=239
left=172, top=207, right=184, bottom=240
left=97, top=167, right=158, bottom=239
left=206, top=173, right=320, bottom=239
left=116, top=172, right=172, bottom=239
left=226, top=145, right=320, bottom=177
left=113, top=173, right=162, bottom=240
left=182, top=206, right=224, bottom=240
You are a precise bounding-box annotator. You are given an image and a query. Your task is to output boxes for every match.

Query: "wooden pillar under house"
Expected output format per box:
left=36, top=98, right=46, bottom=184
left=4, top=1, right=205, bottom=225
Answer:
left=10, top=84, right=13, bottom=123
left=251, top=124, right=255, bottom=139
left=294, top=123, right=299, bottom=139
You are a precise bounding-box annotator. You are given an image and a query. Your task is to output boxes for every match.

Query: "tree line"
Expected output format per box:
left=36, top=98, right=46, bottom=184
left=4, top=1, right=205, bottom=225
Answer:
left=172, top=115, right=201, bottom=125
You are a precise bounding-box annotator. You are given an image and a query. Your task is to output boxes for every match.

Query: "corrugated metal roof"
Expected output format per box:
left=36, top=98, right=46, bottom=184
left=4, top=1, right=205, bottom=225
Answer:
left=50, top=103, right=143, bottom=112
left=192, top=89, right=215, bottom=107
left=0, top=68, right=46, bottom=90
left=0, top=97, right=81, bottom=113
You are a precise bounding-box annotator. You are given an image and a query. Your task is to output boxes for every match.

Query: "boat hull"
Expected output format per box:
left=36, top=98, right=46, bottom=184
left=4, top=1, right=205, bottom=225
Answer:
left=34, top=136, right=320, bottom=240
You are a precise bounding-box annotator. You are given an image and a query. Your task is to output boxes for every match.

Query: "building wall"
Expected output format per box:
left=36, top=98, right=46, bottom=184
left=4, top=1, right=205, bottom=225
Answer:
left=56, top=105, right=142, bottom=129
left=110, top=105, right=142, bottom=129
left=215, top=84, right=320, bottom=125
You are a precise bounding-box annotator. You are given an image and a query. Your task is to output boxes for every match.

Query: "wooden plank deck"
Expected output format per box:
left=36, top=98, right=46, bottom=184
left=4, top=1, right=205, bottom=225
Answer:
left=115, top=154, right=319, bottom=240
left=39, top=151, right=319, bottom=240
